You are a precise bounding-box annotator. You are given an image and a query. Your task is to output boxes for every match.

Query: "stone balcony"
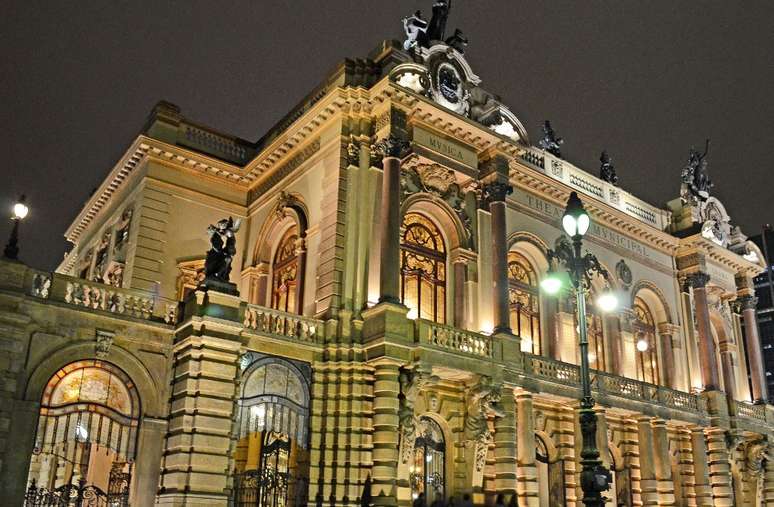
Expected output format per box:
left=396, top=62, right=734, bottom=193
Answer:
left=4, top=259, right=772, bottom=429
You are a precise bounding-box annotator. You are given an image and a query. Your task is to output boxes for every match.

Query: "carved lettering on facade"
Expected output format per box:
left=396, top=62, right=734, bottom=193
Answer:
left=413, top=127, right=477, bottom=168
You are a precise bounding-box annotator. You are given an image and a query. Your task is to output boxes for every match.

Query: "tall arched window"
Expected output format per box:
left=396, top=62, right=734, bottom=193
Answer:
left=400, top=213, right=446, bottom=323
left=272, top=228, right=299, bottom=313
left=410, top=417, right=445, bottom=504
left=574, top=293, right=606, bottom=371
left=633, top=297, right=659, bottom=384
left=508, top=251, right=542, bottom=353
left=27, top=360, right=139, bottom=502
left=234, top=355, right=310, bottom=507
left=536, top=434, right=565, bottom=506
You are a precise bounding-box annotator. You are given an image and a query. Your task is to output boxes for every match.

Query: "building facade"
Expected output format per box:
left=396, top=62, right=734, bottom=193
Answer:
left=1, top=4, right=774, bottom=506
left=749, top=230, right=774, bottom=403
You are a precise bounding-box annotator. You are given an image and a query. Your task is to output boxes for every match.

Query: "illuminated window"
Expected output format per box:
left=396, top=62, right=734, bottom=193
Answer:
left=633, top=297, right=659, bottom=385
left=587, top=297, right=606, bottom=371
left=400, top=213, right=446, bottom=323
left=272, top=228, right=299, bottom=313
left=508, top=252, right=541, bottom=353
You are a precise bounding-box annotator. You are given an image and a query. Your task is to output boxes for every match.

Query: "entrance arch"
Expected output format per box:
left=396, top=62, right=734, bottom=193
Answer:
left=233, top=354, right=311, bottom=507
left=26, top=359, right=139, bottom=505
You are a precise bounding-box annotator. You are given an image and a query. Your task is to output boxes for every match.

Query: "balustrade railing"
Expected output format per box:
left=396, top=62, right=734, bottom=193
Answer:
left=525, top=355, right=579, bottom=385
left=243, top=305, right=324, bottom=344
left=24, top=269, right=174, bottom=323
left=734, top=400, right=766, bottom=422
left=415, top=320, right=493, bottom=358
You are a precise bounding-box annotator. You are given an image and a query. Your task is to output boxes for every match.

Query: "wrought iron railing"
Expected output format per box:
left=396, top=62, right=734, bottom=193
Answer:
left=243, top=305, right=324, bottom=344
left=415, top=320, right=494, bottom=358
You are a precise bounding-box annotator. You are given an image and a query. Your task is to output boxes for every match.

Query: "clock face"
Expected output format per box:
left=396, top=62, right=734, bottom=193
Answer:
left=437, top=63, right=462, bottom=104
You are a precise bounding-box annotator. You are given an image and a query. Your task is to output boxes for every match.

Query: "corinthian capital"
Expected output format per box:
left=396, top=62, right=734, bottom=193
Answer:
left=681, top=272, right=710, bottom=291
left=481, top=181, right=513, bottom=205
left=373, top=135, right=411, bottom=159
left=735, top=295, right=759, bottom=312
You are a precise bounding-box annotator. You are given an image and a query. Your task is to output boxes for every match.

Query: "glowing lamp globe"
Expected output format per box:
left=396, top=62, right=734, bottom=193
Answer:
left=12, top=196, right=28, bottom=220
left=562, top=192, right=590, bottom=238
left=636, top=338, right=649, bottom=352
left=596, top=292, right=618, bottom=313
left=540, top=273, right=562, bottom=295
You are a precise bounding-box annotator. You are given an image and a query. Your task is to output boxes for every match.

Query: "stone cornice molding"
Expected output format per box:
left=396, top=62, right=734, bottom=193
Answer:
left=678, top=234, right=763, bottom=278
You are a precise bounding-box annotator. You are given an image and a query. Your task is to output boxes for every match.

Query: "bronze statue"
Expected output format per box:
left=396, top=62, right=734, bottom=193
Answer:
left=204, top=217, right=241, bottom=284
left=599, top=150, right=618, bottom=185
left=538, top=120, right=563, bottom=158
left=681, top=139, right=713, bottom=202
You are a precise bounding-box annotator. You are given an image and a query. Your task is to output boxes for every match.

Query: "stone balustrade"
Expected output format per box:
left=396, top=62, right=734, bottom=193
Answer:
left=24, top=269, right=175, bottom=323
left=415, top=319, right=494, bottom=358
left=733, top=400, right=767, bottom=422
left=243, top=304, right=324, bottom=344
left=517, top=146, right=671, bottom=230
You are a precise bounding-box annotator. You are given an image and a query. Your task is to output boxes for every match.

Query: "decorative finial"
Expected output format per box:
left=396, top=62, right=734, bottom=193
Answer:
left=599, top=150, right=618, bottom=186
left=538, top=121, right=563, bottom=158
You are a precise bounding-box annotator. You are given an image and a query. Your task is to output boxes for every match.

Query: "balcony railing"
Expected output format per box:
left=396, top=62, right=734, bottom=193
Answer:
left=243, top=305, right=324, bottom=345
left=733, top=400, right=767, bottom=422
left=25, top=269, right=176, bottom=323
left=415, top=320, right=494, bottom=359
left=524, top=354, right=705, bottom=415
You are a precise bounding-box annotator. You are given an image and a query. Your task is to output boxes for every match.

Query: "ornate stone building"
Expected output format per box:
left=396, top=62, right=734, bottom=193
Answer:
left=1, top=4, right=773, bottom=506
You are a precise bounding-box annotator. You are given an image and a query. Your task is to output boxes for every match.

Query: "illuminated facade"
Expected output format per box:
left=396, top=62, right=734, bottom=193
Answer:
left=1, top=5, right=773, bottom=507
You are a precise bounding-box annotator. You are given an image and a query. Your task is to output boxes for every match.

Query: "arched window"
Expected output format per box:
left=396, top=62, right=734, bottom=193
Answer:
left=27, top=360, right=139, bottom=502
left=400, top=213, right=446, bottom=323
left=234, top=356, right=310, bottom=507
left=536, top=434, right=565, bottom=506
left=633, top=297, right=659, bottom=385
left=508, top=251, right=541, bottom=353
left=410, top=417, right=445, bottom=504
left=272, top=228, right=299, bottom=313
left=573, top=292, right=606, bottom=371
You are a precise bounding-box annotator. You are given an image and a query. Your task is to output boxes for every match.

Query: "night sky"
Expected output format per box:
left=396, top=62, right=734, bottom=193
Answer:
left=2, top=1, right=772, bottom=270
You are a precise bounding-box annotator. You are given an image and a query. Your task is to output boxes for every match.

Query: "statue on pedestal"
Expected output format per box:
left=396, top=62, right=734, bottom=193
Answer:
left=201, top=216, right=241, bottom=294
left=599, top=150, right=618, bottom=185
left=681, top=139, right=713, bottom=204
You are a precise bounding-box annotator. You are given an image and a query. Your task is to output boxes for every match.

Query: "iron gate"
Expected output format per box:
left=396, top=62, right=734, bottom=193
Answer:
left=24, top=463, right=131, bottom=507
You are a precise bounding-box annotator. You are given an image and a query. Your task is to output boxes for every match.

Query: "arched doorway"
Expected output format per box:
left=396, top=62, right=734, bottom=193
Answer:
left=25, top=360, right=139, bottom=505
left=233, top=355, right=311, bottom=507
left=410, top=416, right=446, bottom=504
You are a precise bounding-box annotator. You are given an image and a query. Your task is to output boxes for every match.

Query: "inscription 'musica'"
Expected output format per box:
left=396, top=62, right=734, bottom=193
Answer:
left=414, top=128, right=476, bottom=168
left=513, top=188, right=661, bottom=262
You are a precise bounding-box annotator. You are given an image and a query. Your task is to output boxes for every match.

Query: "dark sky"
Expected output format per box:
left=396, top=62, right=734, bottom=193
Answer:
left=2, top=1, right=773, bottom=270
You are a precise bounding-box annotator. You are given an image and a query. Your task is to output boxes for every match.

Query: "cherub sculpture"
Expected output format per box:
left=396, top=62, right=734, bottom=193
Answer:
left=204, top=217, right=241, bottom=282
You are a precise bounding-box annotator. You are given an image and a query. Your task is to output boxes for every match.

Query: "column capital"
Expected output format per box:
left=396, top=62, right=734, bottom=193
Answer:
left=735, top=294, right=759, bottom=311
left=681, top=271, right=711, bottom=291
left=372, top=134, right=411, bottom=160
left=481, top=180, right=513, bottom=205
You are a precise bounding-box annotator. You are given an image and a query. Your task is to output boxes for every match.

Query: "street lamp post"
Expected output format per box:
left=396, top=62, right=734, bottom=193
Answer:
left=3, top=195, right=29, bottom=260
left=540, top=191, right=614, bottom=507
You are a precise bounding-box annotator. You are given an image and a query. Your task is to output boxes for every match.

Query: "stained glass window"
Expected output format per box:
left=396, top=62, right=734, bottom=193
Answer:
left=508, top=252, right=542, bottom=353
left=272, top=228, right=299, bottom=314
left=633, top=297, right=659, bottom=385
left=400, top=213, right=446, bottom=323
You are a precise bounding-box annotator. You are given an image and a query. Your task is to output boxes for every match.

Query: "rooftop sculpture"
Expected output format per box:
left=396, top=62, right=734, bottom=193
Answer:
left=201, top=216, right=241, bottom=294
left=538, top=121, right=563, bottom=158
left=599, top=150, right=618, bottom=186
left=681, top=139, right=713, bottom=204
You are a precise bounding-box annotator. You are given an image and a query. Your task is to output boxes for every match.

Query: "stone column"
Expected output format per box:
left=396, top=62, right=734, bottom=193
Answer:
left=738, top=295, right=768, bottom=402
left=453, top=256, right=468, bottom=329
left=657, top=323, right=677, bottom=389
left=244, top=263, right=269, bottom=306
left=480, top=154, right=513, bottom=336
left=376, top=137, right=407, bottom=304
left=690, top=426, right=713, bottom=506
left=763, top=456, right=774, bottom=506
left=516, top=392, right=538, bottom=507
left=157, top=290, right=243, bottom=507
left=637, top=417, right=658, bottom=506
left=294, top=236, right=307, bottom=314
left=371, top=360, right=401, bottom=506
left=684, top=273, right=720, bottom=391
left=706, top=427, right=734, bottom=506
left=494, top=388, right=518, bottom=494
left=651, top=419, right=675, bottom=505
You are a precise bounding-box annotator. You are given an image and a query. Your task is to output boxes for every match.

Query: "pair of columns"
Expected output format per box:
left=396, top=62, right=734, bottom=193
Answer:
left=376, top=140, right=514, bottom=335
left=684, top=272, right=768, bottom=402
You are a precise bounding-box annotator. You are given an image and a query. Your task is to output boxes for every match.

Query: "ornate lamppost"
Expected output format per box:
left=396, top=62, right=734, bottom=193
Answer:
left=540, top=191, right=616, bottom=506
left=3, top=195, right=29, bottom=260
